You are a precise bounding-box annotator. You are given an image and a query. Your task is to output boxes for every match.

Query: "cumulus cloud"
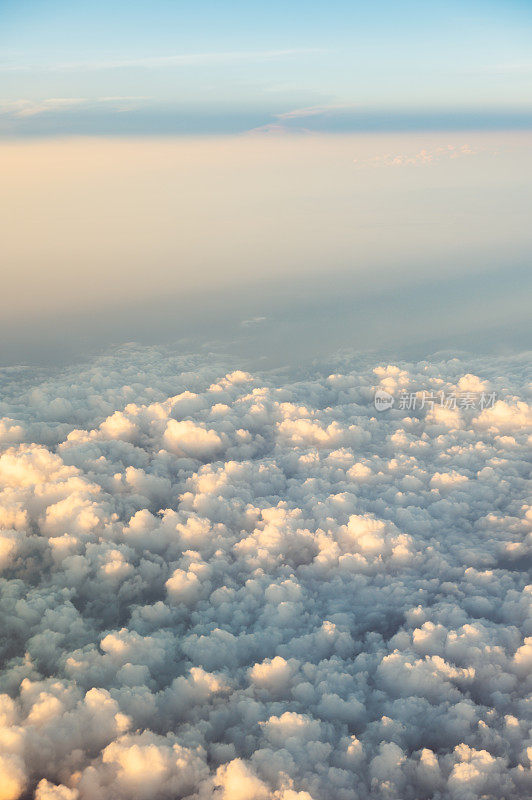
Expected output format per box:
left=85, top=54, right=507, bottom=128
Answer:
left=0, top=345, right=530, bottom=799
left=352, top=144, right=478, bottom=168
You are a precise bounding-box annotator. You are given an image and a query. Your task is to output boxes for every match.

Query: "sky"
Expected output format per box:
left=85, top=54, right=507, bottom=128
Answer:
left=1, top=0, right=532, bottom=135
left=0, top=0, right=531, bottom=364
left=1, top=6, right=531, bottom=800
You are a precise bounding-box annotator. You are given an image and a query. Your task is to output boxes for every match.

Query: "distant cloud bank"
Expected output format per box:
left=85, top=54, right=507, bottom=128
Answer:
left=2, top=102, right=532, bottom=137
left=0, top=345, right=530, bottom=799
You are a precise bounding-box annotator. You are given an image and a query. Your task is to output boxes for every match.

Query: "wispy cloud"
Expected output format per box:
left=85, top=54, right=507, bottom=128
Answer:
left=276, top=103, right=352, bottom=120
left=479, top=61, right=532, bottom=75
left=240, top=316, right=268, bottom=328
left=246, top=104, right=532, bottom=136
left=247, top=104, right=349, bottom=134
left=0, top=48, right=325, bottom=73
left=0, top=97, right=146, bottom=118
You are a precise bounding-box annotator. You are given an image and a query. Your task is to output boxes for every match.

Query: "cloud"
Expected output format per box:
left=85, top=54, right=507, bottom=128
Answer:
left=246, top=107, right=532, bottom=136
left=352, top=144, right=479, bottom=168
left=241, top=317, right=268, bottom=328
left=0, top=345, right=530, bottom=799
left=3, top=100, right=532, bottom=137
left=1, top=50, right=324, bottom=74
left=0, top=97, right=146, bottom=119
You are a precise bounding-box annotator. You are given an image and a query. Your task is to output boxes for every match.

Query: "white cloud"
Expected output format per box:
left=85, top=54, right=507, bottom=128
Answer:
left=0, top=345, right=530, bottom=799
left=2, top=50, right=324, bottom=74
left=0, top=97, right=145, bottom=118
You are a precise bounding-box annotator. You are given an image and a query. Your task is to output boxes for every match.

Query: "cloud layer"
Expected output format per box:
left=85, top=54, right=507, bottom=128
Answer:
left=0, top=345, right=530, bottom=800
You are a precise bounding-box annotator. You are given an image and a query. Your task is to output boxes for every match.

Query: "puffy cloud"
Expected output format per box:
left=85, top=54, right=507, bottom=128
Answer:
left=163, top=420, right=224, bottom=460
left=78, top=731, right=208, bottom=800
left=34, top=781, right=79, bottom=800
left=0, top=345, right=530, bottom=799
left=212, top=758, right=270, bottom=800
left=0, top=753, right=26, bottom=800
left=249, top=657, right=295, bottom=698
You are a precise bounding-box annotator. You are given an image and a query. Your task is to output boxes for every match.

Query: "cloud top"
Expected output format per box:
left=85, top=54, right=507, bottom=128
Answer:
left=0, top=345, right=530, bottom=799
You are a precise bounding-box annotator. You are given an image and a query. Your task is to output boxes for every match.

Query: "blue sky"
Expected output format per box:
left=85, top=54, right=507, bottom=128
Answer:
left=1, top=0, right=532, bottom=135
